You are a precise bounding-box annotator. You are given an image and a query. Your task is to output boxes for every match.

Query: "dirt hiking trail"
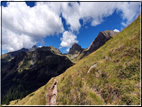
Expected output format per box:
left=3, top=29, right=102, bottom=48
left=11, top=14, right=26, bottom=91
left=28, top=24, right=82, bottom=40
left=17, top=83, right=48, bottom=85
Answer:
left=46, top=79, right=57, bottom=105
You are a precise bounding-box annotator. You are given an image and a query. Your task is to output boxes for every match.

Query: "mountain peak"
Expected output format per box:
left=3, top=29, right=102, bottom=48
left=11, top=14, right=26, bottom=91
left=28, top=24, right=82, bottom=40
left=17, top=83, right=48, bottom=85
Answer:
left=84, top=30, right=119, bottom=56
left=103, top=30, right=119, bottom=38
left=32, top=45, right=37, bottom=49
left=68, top=43, right=83, bottom=55
left=29, top=45, right=37, bottom=51
left=72, top=42, right=80, bottom=48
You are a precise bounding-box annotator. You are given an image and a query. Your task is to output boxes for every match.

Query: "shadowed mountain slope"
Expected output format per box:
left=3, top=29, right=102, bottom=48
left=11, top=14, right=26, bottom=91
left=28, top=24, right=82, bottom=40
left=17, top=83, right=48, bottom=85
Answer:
left=2, top=46, right=73, bottom=104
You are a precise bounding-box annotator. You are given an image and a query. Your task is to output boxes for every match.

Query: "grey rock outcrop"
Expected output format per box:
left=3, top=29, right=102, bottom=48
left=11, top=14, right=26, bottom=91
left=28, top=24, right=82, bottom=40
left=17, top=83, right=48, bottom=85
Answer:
left=68, top=43, right=83, bottom=55
left=82, top=30, right=119, bottom=57
left=67, top=43, right=84, bottom=60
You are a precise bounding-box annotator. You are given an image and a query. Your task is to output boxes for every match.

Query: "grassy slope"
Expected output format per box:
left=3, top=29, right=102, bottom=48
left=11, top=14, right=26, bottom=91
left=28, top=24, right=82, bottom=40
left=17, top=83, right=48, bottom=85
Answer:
left=10, top=14, right=140, bottom=105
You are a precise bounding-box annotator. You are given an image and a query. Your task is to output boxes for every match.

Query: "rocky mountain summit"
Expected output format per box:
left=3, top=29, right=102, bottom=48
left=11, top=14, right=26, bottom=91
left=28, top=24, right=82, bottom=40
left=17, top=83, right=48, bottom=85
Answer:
left=67, top=43, right=84, bottom=60
left=29, top=45, right=38, bottom=51
left=87, top=30, right=118, bottom=53
left=68, top=43, right=83, bottom=55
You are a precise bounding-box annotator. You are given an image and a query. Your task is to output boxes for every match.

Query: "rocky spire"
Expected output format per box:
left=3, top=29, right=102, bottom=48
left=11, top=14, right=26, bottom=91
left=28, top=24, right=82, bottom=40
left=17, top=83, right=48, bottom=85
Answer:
left=68, top=43, right=83, bottom=55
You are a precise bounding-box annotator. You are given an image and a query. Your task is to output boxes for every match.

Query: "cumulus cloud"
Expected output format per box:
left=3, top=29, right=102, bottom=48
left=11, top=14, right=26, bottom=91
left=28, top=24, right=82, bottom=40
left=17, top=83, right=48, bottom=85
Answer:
left=60, top=2, right=140, bottom=31
left=3, top=2, right=64, bottom=36
left=61, top=2, right=81, bottom=32
left=38, top=46, right=42, bottom=48
left=113, top=29, right=120, bottom=32
left=66, top=48, right=70, bottom=52
left=60, top=31, right=78, bottom=49
left=2, top=2, right=64, bottom=51
left=116, top=2, right=140, bottom=27
left=1, top=2, right=140, bottom=52
left=79, top=2, right=116, bottom=26
left=2, top=29, right=36, bottom=52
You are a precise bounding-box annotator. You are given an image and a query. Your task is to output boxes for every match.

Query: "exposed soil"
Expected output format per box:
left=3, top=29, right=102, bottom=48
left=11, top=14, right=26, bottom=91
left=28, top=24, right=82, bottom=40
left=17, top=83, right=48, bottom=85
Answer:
left=46, top=79, right=57, bottom=105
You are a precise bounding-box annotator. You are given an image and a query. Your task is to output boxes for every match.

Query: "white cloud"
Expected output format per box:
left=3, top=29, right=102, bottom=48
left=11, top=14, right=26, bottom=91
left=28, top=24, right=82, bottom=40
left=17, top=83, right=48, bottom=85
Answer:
left=61, top=2, right=81, bottom=32
left=79, top=2, right=116, bottom=26
left=2, top=2, right=64, bottom=51
left=66, top=48, right=70, bottom=52
left=1, top=2, right=140, bottom=52
left=116, top=2, right=140, bottom=27
left=38, top=46, right=42, bottom=48
left=60, top=2, right=140, bottom=31
left=60, top=31, right=78, bottom=48
left=2, top=29, right=36, bottom=52
left=113, top=29, right=120, bottom=32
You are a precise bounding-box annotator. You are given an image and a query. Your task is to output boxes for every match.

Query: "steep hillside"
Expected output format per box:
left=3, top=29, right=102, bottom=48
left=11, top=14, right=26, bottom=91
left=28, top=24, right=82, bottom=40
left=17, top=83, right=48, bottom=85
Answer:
left=2, top=46, right=73, bottom=105
left=10, top=14, right=140, bottom=105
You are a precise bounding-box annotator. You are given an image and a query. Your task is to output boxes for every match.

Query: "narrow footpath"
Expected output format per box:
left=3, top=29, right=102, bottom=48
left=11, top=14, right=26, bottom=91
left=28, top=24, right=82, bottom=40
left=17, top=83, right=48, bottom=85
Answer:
left=46, top=79, right=57, bottom=105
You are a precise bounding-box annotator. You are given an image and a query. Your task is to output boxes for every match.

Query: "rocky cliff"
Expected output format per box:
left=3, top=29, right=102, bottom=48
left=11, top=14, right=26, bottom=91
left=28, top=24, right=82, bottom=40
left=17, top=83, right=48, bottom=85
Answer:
left=67, top=43, right=84, bottom=60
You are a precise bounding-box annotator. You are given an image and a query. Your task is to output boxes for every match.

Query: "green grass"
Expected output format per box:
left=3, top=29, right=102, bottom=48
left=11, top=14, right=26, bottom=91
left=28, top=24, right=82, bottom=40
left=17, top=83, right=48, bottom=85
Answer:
left=10, top=14, right=141, bottom=105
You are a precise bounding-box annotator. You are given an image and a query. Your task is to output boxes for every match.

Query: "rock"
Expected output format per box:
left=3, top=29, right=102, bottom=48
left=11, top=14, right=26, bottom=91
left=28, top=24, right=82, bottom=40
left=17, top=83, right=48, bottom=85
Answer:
left=29, top=45, right=38, bottom=51
left=68, top=43, right=83, bottom=55
left=67, top=43, right=84, bottom=60
left=79, top=30, right=119, bottom=59
left=87, top=30, right=119, bottom=54
left=87, top=63, right=97, bottom=73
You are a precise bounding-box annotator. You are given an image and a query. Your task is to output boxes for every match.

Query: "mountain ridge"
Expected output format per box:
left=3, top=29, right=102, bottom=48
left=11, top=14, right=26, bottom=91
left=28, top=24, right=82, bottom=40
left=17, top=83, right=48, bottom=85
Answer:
left=1, top=46, right=73, bottom=104
left=71, top=30, right=119, bottom=62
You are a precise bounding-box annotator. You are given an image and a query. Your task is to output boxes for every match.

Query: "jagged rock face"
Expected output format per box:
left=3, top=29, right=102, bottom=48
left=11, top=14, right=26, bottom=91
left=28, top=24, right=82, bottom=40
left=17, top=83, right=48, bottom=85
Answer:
left=67, top=30, right=118, bottom=61
left=29, top=45, right=38, bottom=51
left=1, top=46, right=73, bottom=104
left=67, top=43, right=84, bottom=60
left=68, top=43, right=83, bottom=55
left=76, top=30, right=119, bottom=60
left=32, top=45, right=37, bottom=49
left=86, top=30, right=119, bottom=55
left=103, top=30, right=119, bottom=38
left=48, top=46, right=62, bottom=55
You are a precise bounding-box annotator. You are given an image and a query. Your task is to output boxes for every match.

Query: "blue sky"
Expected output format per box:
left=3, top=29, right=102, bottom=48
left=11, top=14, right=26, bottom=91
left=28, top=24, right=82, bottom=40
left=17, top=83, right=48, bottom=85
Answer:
left=1, top=1, right=141, bottom=54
